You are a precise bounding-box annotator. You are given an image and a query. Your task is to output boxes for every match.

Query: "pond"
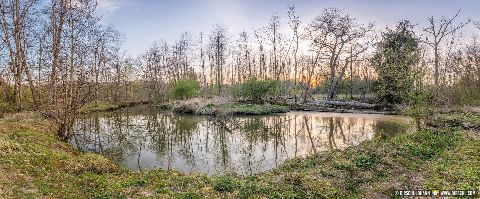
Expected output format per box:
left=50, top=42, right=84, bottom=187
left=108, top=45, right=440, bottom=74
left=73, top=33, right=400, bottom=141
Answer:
left=71, top=105, right=408, bottom=176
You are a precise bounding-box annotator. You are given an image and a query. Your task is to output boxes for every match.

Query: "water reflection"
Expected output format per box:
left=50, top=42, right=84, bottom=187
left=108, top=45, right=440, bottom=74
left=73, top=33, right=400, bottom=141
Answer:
left=71, top=106, right=406, bottom=176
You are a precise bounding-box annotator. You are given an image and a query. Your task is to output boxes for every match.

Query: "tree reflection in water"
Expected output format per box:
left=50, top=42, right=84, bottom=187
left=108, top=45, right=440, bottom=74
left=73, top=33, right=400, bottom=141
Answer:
left=71, top=106, right=406, bottom=176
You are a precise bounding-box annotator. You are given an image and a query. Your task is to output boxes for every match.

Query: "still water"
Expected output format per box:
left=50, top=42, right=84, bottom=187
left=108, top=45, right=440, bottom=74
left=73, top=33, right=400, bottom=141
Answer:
left=71, top=106, right=407, bottom=176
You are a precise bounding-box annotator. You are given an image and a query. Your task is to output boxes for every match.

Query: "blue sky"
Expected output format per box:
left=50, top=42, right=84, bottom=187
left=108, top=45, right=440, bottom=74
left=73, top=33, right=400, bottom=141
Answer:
left=96, top=0, right=480, bottom=56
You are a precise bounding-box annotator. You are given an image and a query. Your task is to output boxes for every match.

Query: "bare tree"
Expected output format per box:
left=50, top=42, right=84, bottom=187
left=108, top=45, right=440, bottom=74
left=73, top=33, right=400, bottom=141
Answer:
left=0, top=0, right=38, bottom=110
left=199, top=32, right=207, bottom=88
left=236, top=31, right=251, bottom=83
left=47, top=0, right=68, bottom=110
left=263, top=13, right=284, bottom=80
left=143, top=41, right=168, bottom=101
left=209, top=24, right=228, bottom=94
left=288, top=4, right=301, bottom=103
left=308, top=8, right=373, bottom=100
left=254, top=29, right=266, bottom=80
left=423, top=10, right=470, bottom=86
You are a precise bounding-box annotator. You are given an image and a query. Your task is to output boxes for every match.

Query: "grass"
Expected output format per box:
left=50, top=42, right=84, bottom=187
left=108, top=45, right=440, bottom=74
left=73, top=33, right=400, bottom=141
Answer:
left=167, top=97, right=290, bottom=115
left=0, top=110, right=479, bottom=198
left=425, top=139, right=480, bottom=191
left=197, top=103, right=289, bottom=115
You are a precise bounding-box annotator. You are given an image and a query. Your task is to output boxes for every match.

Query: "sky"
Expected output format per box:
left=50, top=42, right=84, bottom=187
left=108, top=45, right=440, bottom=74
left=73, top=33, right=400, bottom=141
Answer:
left=96, top=0, right=480, bottom=56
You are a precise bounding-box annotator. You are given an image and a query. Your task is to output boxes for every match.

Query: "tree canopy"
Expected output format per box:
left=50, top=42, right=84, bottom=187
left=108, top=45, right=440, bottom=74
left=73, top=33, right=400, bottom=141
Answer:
left=372, top=20, right=420, bottom=108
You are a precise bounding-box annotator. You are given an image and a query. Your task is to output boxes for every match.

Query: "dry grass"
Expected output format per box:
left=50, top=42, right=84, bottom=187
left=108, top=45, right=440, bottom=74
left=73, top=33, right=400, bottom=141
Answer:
left=435, top=105, right=480, bottom=115
left=0, top=111, right=57, bottom=134
left=167, top=96, right=290, bottom=115
left=169, top=96, right=232, bottom=113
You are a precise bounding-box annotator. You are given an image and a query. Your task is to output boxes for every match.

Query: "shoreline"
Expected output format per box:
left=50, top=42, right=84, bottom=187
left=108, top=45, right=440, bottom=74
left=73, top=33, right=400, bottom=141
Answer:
left=0, top=110, right=478, bottom=197
left=154, top=97, right=399, bottom=116
left=79, top=98, right=399, bottom=117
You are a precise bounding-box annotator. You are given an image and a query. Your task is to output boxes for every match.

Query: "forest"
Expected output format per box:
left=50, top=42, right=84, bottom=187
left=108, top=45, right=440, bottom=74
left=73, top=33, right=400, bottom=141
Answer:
left=0, top=0, right=479, bottom=198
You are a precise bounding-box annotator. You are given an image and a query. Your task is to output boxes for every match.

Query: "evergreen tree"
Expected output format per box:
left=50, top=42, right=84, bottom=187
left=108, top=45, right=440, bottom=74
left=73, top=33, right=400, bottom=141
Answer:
left=372, top=20, right=420, bottom=108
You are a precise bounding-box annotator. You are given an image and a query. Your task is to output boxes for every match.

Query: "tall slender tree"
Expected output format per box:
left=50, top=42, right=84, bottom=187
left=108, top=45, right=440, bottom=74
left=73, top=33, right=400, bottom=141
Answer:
left=423, top=10, right=470, bottom=86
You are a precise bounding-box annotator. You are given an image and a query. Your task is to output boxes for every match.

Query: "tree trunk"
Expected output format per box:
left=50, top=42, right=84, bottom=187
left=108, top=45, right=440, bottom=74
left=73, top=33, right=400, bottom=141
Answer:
left=434, top=45, right=439, bottom=86
left=49, top=0, right=66, bottom=111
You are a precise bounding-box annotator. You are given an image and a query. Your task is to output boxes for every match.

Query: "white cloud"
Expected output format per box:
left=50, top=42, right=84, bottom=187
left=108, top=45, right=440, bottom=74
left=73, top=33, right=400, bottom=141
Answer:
left=97, top=0, right=120, bottom=19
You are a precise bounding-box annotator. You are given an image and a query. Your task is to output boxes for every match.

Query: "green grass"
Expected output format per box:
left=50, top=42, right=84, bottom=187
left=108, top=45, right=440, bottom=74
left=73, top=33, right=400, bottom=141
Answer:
left=425, top=140, right=480, bottom=191
left=0, top=111, right=478, bottom=198
left=213, top=175, right=237, bottom=192
left=167, top=97, right=290, bottom=115
left=197, top=103, right=289, bottom=115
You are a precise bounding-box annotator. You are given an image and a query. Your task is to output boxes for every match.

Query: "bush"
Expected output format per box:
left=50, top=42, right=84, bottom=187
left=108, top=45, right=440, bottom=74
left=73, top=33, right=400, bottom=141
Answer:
left=372, top=21, right=419, bottom=108
left=458, top=85, right=480, bottom=106
left=169, top=78, right=200, bottom=100
left=213, top=175, right=237, bottom=192
left=233, top=79, right=280, bottom=103
left=355, top=154, right=375, bottom=169
left=406, top=89, right=433, bottom=130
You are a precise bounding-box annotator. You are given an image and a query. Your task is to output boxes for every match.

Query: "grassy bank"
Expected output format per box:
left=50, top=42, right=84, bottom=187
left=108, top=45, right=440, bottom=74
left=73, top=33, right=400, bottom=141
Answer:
left=0, top=111, right=479, bottom=198
left=196, top=103, right=289, bottom=115
left=162, top=97, right=290, bottom=116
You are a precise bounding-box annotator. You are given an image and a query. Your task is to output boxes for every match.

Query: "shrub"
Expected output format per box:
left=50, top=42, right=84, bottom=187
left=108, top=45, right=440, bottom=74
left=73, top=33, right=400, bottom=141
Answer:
left=169, top=78, right=200, bottom=100
left=406, top=89, right=433, bottom=130
left=233, top=79, right=280, bottom=103
left=213, top=175, right=237, bottom=192
left=355, top=154, right=375, bottom=169
left=372, top=21, right=419, bottom=108
left=459, top=85, right=480, bottom=106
